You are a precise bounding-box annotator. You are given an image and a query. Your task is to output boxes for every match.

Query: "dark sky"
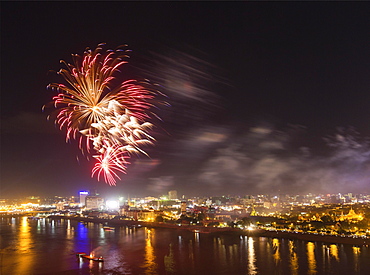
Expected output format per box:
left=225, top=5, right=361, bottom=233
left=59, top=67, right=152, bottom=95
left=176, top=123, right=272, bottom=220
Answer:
left=1, top=2, right=370, bottom=199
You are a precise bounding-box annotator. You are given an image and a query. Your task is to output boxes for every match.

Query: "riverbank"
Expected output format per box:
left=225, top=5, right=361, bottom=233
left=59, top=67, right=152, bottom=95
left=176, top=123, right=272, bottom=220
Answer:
left=253, top=229, right=370, bottom=246
left=46, top=215, right=370, bottom=246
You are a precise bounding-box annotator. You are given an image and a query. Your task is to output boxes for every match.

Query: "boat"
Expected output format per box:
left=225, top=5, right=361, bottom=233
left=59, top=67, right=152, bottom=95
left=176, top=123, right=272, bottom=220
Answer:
left=76, top=252, right=104, bottom=262
left=102, top=226, right=115, bottom=231
left=193, top=229, right=211, bottom=234
left=76, top=252, right=87, bottom=257
left=81, top=254, right=104, bottom=262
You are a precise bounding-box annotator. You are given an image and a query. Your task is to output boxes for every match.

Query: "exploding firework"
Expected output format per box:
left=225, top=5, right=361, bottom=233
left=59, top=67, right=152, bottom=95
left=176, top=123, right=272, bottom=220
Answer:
left=48, top=43, right=156, bottom=146
left=46, top=43, right=164, bottom=185
left=91, top=142, right=130, bottom=186
left=83, top=100, right=155, bottom=156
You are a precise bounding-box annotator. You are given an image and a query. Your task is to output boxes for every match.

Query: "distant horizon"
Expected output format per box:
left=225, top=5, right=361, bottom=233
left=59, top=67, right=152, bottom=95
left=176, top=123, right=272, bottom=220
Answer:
left=2, top=191, right=369, bottom=201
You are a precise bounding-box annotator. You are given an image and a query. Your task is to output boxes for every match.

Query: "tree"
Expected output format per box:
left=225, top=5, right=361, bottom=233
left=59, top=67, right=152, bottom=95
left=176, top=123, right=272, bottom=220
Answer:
left=321, top=215, right=334, bottom=224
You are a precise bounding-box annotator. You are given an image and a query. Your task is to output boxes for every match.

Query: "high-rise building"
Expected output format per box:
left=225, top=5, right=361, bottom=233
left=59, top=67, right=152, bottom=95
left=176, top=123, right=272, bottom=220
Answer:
left=169, top=190, right=178, bottom=200
left=79, top=191, right=89, bottom=207
left=181, top=200, right=187, bottom=215
left=85, top=195, right=104, bottom=210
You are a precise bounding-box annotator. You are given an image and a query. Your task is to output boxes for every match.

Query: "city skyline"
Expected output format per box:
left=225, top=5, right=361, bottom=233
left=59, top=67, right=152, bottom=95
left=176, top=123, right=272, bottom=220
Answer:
left=1, top=2, right=370, bottom=198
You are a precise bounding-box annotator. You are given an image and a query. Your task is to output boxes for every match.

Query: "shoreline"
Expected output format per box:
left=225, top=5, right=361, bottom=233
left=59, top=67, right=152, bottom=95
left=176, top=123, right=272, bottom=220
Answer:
left=253, top=229, right=370, bottom=246
left=44, top=215, right=370, bottom=246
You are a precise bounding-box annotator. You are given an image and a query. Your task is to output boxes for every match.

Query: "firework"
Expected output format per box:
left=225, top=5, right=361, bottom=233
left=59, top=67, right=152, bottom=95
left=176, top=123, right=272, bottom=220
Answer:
left=47, top=44, right=163, bottom=185
left=91, top=143, right=130, bottom=186
left=48, top=44, right=156, bottom=146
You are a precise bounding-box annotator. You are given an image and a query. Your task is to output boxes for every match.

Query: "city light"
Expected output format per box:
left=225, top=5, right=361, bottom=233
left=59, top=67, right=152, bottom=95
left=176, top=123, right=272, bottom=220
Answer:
left=1, top=192, right=369, bottom=240
left=106, top=200, right=119, bottom=210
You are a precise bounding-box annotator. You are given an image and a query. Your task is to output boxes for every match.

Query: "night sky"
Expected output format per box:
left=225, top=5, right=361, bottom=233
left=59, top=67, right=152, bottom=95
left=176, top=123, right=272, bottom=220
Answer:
left=1, top=2, right=370, bottom=199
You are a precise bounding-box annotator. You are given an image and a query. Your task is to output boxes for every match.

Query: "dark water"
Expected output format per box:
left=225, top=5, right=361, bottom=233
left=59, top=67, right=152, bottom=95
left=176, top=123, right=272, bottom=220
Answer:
left=1, top=217, right=370, bottom=275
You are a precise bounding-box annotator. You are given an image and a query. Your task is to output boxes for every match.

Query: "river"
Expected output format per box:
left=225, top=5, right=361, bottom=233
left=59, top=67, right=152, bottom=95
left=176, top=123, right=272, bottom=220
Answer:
left=1, top=216, right=369, bottom=274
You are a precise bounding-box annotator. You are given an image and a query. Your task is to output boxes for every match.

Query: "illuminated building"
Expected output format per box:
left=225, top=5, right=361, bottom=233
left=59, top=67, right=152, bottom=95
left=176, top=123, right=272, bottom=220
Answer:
left=85, top=195, right=104, bottom=210
left=23, top=196, right=40, bottom=204
left=181, top=201, right=187, bottom=215
left=120, top=208, right=163, bottom=221
left=56, top=201, right=65, bottom=211
left=127, top=195, right=133, bottom=207
left=250, top=206, right=257, bottom=216
left=337, top=208, right=363, bottom=222
left=79, top=191, right=89, bottom=207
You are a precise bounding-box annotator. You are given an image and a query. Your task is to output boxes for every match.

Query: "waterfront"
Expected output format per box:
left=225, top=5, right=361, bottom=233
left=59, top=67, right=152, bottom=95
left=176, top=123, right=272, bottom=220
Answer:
left=1, top=217, right=370, bottom=275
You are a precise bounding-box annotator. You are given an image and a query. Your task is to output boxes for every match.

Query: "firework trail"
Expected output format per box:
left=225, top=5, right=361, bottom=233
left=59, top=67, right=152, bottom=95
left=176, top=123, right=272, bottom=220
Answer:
left=92, top=142, right=130, bottom=186
left=46, top=43, right=164, bottom=185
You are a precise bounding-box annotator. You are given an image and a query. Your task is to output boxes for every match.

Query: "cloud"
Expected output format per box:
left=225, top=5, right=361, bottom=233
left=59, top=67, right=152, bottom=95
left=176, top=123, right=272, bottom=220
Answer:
left=197, top=131, right=227, bottom=143
left=196, top=125, right=370, bottom=195
left=147, top=176, right=174, bottom=195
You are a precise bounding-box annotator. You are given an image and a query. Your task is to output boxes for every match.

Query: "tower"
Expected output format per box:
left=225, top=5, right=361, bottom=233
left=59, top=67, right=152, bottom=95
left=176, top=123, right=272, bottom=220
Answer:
left=79, top=191, right=89, bottom=207
left=181, top=200, right=187, bottom=215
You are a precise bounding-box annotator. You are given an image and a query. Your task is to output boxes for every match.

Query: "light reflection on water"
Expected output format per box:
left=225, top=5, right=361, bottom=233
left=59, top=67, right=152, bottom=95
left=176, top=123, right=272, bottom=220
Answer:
left=164, top=243, right=175, bottom=274
left=289, top=240, right=299, bottom=275
left=142, top=228, right=157, bottom=274
left=353, top=246, right=361, bottom=273
left=272, top=238, right=281, bottom=265
left=307, top=242, right=317, bottom=274
left=248, top=237, right=258, bottom=275
left=330, top=244, right=339, bottom=261
left=1, top=217, right=370, bottom=275
left=19, top=217, right=31, bottom=252
left=15, top=217, right=33, bottom=274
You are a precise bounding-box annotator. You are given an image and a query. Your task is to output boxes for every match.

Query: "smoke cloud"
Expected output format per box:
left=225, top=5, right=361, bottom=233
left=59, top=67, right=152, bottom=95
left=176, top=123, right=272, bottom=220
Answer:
left=196, top=125, right=370, bottom=195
